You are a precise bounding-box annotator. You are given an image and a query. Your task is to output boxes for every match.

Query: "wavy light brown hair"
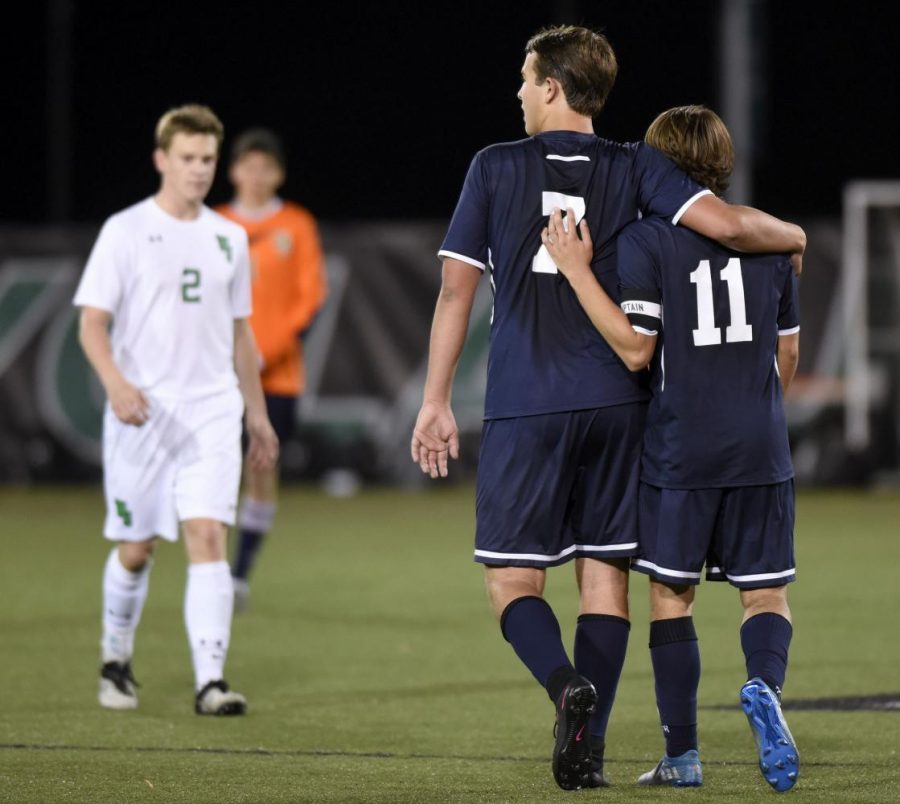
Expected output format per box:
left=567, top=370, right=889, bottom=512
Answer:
left=525, top=25, right=618, bottom=117
left=645, top=105, right=734, bottom=196
left=155, top=104, right=224, bottom=153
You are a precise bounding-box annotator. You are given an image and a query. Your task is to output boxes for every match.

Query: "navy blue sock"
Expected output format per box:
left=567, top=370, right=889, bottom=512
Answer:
left=232, top=529, right=265, bottom=580
left=500, top=596, right=574, bottom=701
left=649, top=617, right=700, bottom=758
left=574, top=614, right=630, bottom=738
left=741, top=612, right=793, bottom=694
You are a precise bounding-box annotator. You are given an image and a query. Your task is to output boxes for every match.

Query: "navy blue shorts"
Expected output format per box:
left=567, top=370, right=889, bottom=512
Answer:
left=633, top=480, right=796, bottom=589
left=474, top=403, right=647, bottom=568
left=243, top=394, right=297, bottom=451
left=265, top=394, right=297, bottom=442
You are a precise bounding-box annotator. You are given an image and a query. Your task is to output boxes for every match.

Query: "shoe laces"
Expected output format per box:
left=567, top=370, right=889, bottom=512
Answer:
left=103, top=661, right=140, bottom=690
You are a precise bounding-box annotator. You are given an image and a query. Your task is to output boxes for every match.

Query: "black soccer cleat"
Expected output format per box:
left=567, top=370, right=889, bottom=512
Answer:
left=99, top=660, right=140, bottom=710
left=195, top=679, right=248, bottom=716
left=552, top=675, right=598, bottom=790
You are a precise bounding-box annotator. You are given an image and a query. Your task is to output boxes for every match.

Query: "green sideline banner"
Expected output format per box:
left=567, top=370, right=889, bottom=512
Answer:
left=0, top=225, right=491, bottom=484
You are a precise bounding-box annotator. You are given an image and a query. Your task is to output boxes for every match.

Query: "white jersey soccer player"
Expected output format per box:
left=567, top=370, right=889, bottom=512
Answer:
left=76, top=104, right=278, bottom=716
left=75, top=198, right=251, bottom=540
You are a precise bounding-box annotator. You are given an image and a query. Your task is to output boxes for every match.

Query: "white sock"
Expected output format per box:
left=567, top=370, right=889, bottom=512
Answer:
left=184, top=560, right=234, bottom=691
left=101, top=548, right=151, bottom=663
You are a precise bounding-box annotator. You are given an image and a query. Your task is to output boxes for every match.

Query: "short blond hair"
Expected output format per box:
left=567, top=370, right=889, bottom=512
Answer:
left=645, top=105, right=734, bottom=196
left=155, top=104, right=224, bottom=153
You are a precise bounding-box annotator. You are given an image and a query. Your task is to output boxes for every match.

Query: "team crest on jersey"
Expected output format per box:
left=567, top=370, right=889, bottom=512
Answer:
left=216, top=235, right=233, bottom=262
left=274, top=230, right=293, bottom=256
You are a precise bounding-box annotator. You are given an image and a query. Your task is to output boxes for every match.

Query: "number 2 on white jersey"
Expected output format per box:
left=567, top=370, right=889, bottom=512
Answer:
left=689, top=258, right=753, bottom=346
left=532, top=192, right=586, bottom=274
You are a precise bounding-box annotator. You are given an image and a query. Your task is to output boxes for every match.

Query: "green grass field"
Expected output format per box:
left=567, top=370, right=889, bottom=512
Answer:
left=1, top=484, right=898, bottom=802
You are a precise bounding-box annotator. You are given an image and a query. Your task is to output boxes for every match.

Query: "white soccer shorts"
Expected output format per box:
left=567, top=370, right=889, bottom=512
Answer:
left=101, top=389, right=243, bottom=542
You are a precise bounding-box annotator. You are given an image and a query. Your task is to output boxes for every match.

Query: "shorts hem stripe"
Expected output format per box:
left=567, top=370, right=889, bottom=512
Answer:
left=632, top=558, right=702, bottom=580
left=474, top=542, right=638, bottom=564
left=723, top=567, right=796, bottom=583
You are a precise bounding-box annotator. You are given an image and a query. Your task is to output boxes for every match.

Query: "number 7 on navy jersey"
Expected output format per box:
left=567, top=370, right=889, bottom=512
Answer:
left=532, top=192, right=586, bottom=274
left=690, top=258, right=753, bottom=346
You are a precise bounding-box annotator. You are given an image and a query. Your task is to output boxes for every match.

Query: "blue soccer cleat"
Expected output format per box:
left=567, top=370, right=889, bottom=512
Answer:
left=637, top=749, right=703, bottom=787
left=740, top=677, right=799, bottom=792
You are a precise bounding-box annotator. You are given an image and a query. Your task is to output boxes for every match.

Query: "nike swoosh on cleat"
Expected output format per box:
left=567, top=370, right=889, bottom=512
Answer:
left=575, top=726, right=585, bottom=742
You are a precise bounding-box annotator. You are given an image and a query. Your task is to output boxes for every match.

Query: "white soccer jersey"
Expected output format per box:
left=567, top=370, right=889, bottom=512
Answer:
left=74, top=197, right=252, bottom=400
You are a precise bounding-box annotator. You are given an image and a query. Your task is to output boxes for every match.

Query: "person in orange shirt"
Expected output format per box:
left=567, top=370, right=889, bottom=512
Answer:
left=217, top=128, right=327, bottom=609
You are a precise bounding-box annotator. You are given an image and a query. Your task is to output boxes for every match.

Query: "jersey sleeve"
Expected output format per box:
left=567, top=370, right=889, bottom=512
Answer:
left=777, top=265, right=800, bottom=335
left=73, top=217, right=128, bottom=314
left=290, top=210, right=327, bottom=335
left=437, top=151, right=490, bottom=270
left=632, top=143, right=712, bottom=225
left=617, top=228, right=662, bottom=336
left=231, top=228, right=253, bottom=319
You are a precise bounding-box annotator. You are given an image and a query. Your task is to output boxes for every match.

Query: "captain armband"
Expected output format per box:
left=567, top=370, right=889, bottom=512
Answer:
left=620, top=288, right=661, bottom=336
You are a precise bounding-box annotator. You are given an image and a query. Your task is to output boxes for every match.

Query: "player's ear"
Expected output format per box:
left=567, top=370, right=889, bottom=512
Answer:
left=545, top=77, right=563, bottom=105
left=152, top=147, right=166, bottom=174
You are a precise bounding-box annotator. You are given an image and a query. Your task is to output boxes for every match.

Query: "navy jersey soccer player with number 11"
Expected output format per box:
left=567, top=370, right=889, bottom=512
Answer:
left=544, top=105, right=801, bottom=793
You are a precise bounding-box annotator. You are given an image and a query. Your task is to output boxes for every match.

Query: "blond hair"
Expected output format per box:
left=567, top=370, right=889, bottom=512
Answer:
left=155, top=104, right=224, bottom=153
left=645, top=105, right=734, bottom=196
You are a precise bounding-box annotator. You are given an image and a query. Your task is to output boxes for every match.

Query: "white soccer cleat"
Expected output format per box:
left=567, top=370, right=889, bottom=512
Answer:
left=195, top=680, right=247, bottom=715
left=99, top=661, right=139, bottom=710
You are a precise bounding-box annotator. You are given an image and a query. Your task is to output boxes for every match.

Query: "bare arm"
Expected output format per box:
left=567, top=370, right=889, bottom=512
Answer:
left=78, top=305, right=149, bottom=425
left=777, top=332, right=800, bottom=393
left=234, top=318, right=279, bottom=471
left=680, top=194, right=806, bottom=274
left=542, top=209, right=656, bottom=371
left=411, top=258, right=481, bottom=478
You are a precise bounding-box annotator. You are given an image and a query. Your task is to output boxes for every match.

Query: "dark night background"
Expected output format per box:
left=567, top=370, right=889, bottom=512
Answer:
left=8, top=0, right=899, bottom=225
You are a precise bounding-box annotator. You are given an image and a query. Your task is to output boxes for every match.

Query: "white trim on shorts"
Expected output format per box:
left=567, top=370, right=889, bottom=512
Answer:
left=717, top=567, right=796, bottom=583
left=475, top=542, right=639, bottom=564
left=632, top=558, right=703, bottom=581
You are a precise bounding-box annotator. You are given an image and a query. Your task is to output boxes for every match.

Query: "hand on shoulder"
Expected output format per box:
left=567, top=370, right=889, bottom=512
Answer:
left=541, top=207, right=594, bottom=281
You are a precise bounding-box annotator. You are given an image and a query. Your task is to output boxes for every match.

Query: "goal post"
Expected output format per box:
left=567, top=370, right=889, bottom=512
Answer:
left=842, top=180, right=900, bottom=452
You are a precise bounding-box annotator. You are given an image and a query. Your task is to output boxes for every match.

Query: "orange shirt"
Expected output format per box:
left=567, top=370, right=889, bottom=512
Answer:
left=217, top=200, right=326, bottom=396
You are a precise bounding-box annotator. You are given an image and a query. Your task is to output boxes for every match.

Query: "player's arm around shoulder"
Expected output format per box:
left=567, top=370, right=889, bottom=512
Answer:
left=542, top=208, right=656, bottom=371
left=679, top=194, right=806, bottom=275
left=233, top=318, right=279, bottom=471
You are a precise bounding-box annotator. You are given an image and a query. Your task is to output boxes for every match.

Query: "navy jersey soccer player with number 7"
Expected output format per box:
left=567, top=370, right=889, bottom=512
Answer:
left=412, top=26, right=806, bottom=793
left=544, top=105, right=801, bottom=793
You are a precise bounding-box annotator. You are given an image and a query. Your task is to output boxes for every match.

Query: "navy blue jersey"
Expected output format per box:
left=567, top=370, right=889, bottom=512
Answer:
left=617, top=219, right=800, bottom=488
left=439, top=131, right=709, bottom=419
